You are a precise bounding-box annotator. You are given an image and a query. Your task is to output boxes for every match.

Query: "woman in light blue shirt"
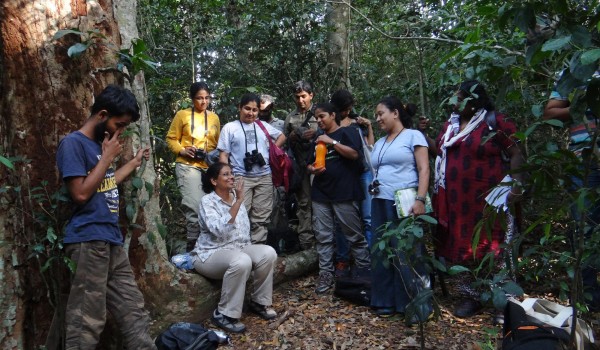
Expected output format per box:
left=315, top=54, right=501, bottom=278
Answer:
left=369, top=96, right=432, bottom=321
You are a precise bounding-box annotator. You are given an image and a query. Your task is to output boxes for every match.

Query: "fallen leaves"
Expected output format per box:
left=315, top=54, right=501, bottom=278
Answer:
left=201, top=273, right=512, bottom=349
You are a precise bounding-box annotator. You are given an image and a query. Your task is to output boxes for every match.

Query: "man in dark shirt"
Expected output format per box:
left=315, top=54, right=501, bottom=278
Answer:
left=56, top=85, right=155, bottom=349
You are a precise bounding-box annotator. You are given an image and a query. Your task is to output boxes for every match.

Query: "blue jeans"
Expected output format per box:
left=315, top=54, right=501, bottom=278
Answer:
left=570, top=166, right=600, bottom=305
left=335, top=170, right=373, bottom=263
left=370, top=198, right=432, bottom=314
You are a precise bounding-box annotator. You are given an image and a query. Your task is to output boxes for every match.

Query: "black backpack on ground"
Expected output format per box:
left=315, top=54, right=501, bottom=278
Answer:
left=155, top=322, right=222, bottom=350
left=334, top=277, right=371, bottom=306
left=502, top=300, right=570, bottom=350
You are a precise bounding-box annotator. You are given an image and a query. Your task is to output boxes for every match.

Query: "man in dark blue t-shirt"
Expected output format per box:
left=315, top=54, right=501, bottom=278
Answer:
left=56, top=85, right=155, bottom=349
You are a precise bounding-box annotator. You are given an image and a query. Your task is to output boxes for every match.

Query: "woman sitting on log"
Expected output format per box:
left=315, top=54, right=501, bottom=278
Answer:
left=190, top=162, right=278, bottom=333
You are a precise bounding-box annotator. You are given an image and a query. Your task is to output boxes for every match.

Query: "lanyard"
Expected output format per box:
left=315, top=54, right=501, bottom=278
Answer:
left=238, top=120, right=259, bottom=154
left=374, top=128, right=404, bottom=179
left=191, top=107, right=208, bottom=151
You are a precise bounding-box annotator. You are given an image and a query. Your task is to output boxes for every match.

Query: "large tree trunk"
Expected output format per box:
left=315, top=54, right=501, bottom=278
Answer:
left=0, top=3, right=318, bottom=348
left=327, top=0, right=351, bottom=89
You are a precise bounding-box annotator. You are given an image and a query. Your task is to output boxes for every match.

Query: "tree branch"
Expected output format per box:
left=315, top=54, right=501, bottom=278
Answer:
left=319, top=0, right=525, bottom=57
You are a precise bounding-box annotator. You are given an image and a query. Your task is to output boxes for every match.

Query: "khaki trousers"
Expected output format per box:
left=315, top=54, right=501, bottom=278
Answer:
left=239, top=174, right=273, bottom=244
left=64, top=241, right=156, bottom=350
left=294, top=172, right=315, bottom=249
left=193, top=244, right=277, bottom=319
left=175, top=163, right=206, bottom=244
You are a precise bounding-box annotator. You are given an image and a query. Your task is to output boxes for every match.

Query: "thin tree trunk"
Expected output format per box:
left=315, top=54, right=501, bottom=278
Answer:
left=327, top=0, right=351, bottom=89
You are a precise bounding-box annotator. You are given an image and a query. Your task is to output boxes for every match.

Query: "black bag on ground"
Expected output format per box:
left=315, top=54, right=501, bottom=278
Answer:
left=155, top=322, right=222, bottom=350
left=502, top=300, right=570, bottom=350
left=334, top=277, right=371, bottom=306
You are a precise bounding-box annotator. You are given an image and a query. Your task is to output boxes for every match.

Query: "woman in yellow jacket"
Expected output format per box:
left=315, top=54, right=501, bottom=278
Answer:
left=166, top=82, right=221, bottom=251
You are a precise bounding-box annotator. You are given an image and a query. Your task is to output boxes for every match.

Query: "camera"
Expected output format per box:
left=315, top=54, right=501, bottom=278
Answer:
left=243, top=149, right=266, bottom=171
left=368, top=179, right=380, bottom=195
left=194, top=149, right=207, bottom=161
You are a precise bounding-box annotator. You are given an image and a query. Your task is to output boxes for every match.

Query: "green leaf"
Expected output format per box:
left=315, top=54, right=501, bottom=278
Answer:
left=543, top=119, right=564, bottom=128
left=568, top=25, right=592, bottom=48
left=144, top=181, right=154, bottom=194
left=46, top=227, right=57, bottom=244
left=502, top=281, right=524, bottom=296
left=246, top=87, right=258, bottom=92
left=492, top=287, right=508, bottom=309
left=430, top=258, right=447, bottom=273
left=417, top=214, right=437, bottom=225
left=132, top=177, right=143, bottom=190
left=513, top=6, right=535, bottom=33
left=126, top=203, right=135, bottom=221
left=0, top=155, right=14, bottom=170
left=531, top=104, right=543, bottom=117
left=448, top=265, right=470, bottom=275
left=67, top=43, right=89, bottom=58
left=52, top=29, right=83, bottom=41
left=581, top=49, right=600, bottom=65
left=541, top=35, right=571, bottom=52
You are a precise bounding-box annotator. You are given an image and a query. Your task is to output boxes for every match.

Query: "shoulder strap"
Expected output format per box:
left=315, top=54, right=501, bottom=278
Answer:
left=255, top=120, right=274, bottom=146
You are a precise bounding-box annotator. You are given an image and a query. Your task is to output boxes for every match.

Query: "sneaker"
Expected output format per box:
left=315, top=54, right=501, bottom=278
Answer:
left=315, top=272, right=335, bottom=294
left=211, top=309, right=246, bottom=333
left=248, top=300, right=278, bottom=320
left=335, top=261, right=350, bottom=278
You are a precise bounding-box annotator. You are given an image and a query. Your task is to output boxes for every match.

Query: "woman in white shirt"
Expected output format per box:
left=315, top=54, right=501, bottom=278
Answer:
left=191, top=162, right=278, bottom=333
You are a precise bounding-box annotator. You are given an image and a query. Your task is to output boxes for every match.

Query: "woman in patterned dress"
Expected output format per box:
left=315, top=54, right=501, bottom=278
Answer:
left=190, top=162, right=278, bottom=333
left=421, top=80, right=525, bottom=318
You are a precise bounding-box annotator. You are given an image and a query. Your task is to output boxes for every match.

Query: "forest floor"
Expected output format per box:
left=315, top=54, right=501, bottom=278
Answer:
left=200, top=271, right=600, bottom=350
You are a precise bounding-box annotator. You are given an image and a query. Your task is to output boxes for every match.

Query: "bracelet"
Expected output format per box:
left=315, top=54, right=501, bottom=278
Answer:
left=415, top=195, right=426, bottom=203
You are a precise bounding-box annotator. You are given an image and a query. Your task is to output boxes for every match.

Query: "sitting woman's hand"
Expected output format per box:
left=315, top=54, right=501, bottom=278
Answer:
left=234, top=177, right=245, bottom=201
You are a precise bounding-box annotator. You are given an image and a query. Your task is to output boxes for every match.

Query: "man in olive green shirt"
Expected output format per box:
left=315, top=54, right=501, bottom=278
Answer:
left=283, top=81, right=317, bottom=249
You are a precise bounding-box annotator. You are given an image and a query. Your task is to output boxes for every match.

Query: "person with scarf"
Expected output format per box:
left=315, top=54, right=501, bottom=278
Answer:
left=420, top=80, right=525, bottom=319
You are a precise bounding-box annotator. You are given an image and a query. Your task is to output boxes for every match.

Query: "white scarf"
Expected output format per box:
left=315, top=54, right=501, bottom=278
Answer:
left=433, top=109, right=487, bottom=193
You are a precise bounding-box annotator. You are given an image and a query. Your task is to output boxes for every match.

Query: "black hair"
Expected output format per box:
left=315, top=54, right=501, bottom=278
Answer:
left=201, top=162, right=230, bottom=194
left=238, top=93, right=261, bottom=108
left=91, top=85, right=140, bottom=122
left=189, top=82, right=211, bottom=100
left=458, top=80, right=495, bottom=111
left=377, top=96, right=413, bottom=129
left=330, top=89, right=354, bottom=112
left=292, top=80, right=313, bottom=95
left=314, top=102, right=340, bottom=125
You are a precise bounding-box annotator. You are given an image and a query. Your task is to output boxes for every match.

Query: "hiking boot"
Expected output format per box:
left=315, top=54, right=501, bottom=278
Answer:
left=248, top=300, right=277, bottom=320
left=335, top=261, right=350, bottom=278
left=315, top=272, right=335, bottom=294
left=211, top=309, right=246, bottom=333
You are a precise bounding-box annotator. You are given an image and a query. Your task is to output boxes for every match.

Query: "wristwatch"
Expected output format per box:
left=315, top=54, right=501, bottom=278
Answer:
left=332, top=140, right=339, bottom=146
left=415, top=195, right=426, bottom=203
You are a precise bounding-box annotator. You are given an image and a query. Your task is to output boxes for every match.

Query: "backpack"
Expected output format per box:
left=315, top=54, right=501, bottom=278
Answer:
left=155, top=322, right=223, bottom=350
left=256, top=120, right=294, bottom=192
left=334, top=277, right=371, bottom=306
left=502, top=300, right=570, bottom=350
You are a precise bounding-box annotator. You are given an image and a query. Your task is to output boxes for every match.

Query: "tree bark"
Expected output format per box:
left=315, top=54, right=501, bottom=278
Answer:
left=327, top=0, right=351, bottom=89
left=0, top=3, right=318, bottom=348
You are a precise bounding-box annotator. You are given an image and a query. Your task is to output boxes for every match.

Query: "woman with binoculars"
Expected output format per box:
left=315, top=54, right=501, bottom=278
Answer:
left=217, top=93, right=286, bottom=244
left=369, top=96, right=432, bottom=320
left=166, top=82, right=221, bottom=251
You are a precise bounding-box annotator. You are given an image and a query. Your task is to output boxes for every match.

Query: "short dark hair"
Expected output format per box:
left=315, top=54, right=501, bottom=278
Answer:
left=377, top=96, right=413, bottom=129
left=330, top=89, right=354, bottom=112
left=91, top=85, right=140, bottom=122
left=201, top=162, right=230, bottom=193
left=458, top=80, right=495, bottom=111
left=292, top=80, right=313, bottom=95
left=238, top=93, right=261, bottom=108
left=314, top=102, right=340, bottom=125
left=189, top=82, right=211, bottom=100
